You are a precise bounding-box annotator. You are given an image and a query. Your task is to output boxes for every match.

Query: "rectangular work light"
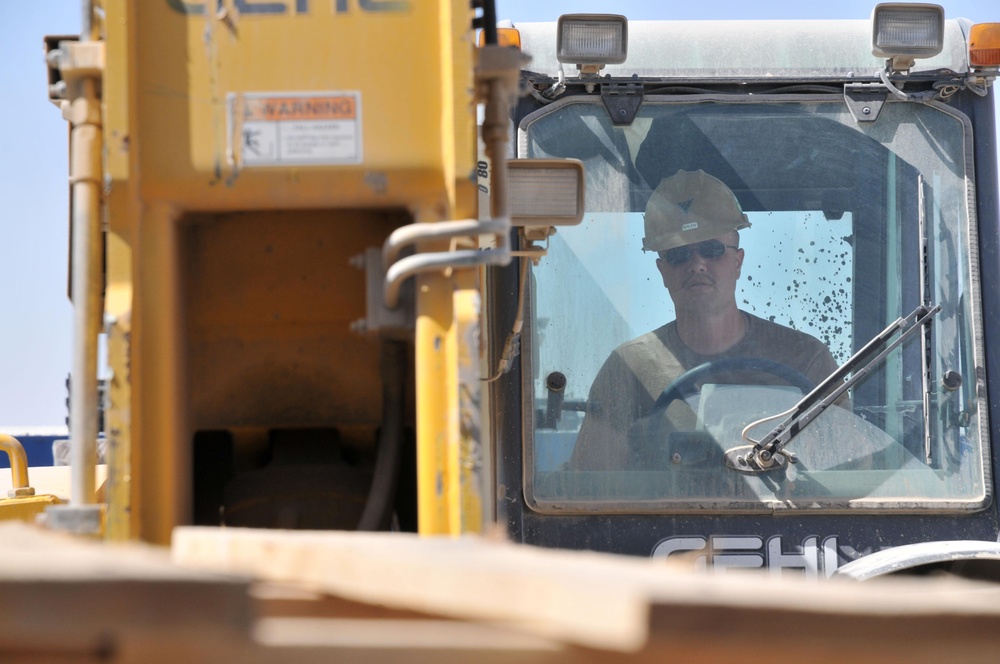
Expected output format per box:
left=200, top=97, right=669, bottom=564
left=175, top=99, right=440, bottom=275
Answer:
left=871, top=3, right=944, bottom=71
left=508, top=159, right=585, bottom=228
left=556, top=14, right=627, bottom=68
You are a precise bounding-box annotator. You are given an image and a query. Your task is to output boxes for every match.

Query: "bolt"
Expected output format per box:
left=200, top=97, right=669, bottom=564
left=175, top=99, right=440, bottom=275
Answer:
left=545, top=371, right=567, bottom=392
left=942, top=370, right=962, bottom=392
left=618, top=108, right=626, bottom=116
left=862, top=107, right=872, bottom=115
left=671, top=452, right=682, bottom=465
left=8, top=487, right=36, bottom=499
left=364, top=171, right=388, bottom=195
left=759, top=450, right=772, bottom=463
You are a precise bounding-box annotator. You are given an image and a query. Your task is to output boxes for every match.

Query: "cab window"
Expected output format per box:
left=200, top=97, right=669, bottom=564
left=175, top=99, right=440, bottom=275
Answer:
left=522, top=98, right=988, bottom=514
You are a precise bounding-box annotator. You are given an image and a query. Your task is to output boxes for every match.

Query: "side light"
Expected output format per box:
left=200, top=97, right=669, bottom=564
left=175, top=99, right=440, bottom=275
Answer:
left=969, top=23, right=1000, bottom=68
left=478, top=27, right=522, bottom=50
left=509, top=159, right=585, bottom=228
left=556, top=14, right=627, bottom=70
left=871, top=3, right=944, bottom=71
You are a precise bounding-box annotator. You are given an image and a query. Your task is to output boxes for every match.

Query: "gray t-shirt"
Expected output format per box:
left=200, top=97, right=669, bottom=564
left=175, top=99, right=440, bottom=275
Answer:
left=569, top=311, right=839, bottom=470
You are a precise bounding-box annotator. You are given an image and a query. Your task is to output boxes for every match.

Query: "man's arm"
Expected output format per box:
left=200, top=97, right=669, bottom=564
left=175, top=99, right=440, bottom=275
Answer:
left=568, top=352, right=643, bottom=471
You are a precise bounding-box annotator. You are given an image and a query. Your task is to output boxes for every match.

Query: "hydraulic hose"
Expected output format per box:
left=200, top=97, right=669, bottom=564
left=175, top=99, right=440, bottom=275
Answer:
left=357, top=340, right=408, bottom=531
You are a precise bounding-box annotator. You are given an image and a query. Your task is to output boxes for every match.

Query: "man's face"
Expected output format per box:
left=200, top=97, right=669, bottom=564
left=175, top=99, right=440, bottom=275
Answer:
left=655, top=231, right=744, bottom=316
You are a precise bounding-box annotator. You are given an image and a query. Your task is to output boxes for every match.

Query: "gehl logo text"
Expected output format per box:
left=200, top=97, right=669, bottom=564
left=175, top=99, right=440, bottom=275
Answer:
left=168, top=0, right=410, bottom=15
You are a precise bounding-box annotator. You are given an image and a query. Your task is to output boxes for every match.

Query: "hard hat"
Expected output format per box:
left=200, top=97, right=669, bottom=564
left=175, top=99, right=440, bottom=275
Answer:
left=641, top=170, right=750, bottom=252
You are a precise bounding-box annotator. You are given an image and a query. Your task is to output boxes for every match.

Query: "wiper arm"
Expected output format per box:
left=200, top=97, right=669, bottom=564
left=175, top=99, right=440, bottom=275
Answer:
left=724, top=304, right=940, bottom=474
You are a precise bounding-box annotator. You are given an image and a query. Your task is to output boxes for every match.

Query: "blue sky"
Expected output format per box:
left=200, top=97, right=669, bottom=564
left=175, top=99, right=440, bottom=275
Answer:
left=0, top=1, right=995, bottom=426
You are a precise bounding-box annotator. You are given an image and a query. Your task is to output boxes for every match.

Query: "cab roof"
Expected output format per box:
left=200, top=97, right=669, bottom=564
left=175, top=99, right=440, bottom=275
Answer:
left=514, top=18, right=977, bottom=81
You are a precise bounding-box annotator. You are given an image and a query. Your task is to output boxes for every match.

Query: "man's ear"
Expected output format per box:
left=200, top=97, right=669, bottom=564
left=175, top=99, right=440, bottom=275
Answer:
left=655, top=257, right=670, bottom=288
left=735, top=248, right=744, bottom=277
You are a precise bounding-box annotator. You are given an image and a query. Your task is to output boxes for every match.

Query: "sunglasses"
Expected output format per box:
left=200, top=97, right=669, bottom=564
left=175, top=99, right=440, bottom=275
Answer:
left=662, top=239, right=739, bottom=266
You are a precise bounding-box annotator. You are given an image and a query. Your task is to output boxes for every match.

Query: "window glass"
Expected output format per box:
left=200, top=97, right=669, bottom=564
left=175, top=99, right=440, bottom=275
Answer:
left=523, top=99, right=988, bottom=513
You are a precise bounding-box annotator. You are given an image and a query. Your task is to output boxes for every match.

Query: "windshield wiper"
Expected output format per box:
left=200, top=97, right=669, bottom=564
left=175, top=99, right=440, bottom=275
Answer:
left=724, top=304, right=940, bottom=474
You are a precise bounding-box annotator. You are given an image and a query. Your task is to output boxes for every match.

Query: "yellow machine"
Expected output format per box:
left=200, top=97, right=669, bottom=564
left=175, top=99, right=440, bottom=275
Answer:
left=10, top=0, right=1000, bottom=585
left=21, top=0, right=555, bottom=544
left=13, top=3, right=1000, bottom=662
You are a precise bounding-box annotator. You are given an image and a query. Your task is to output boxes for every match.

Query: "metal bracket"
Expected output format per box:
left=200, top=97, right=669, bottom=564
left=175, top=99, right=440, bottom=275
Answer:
left=601, top=81, right=644, bottom=126
left=350, top=247, right=414, bottom=339
left=844, top=83, right=888, bottom=124
left=44, top=504, right=104, bottom=536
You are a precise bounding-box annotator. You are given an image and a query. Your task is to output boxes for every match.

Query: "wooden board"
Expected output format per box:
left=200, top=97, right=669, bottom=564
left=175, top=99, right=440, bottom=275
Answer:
left=0, top=523, right=576, bottom=663
left=9, top=522, right=1000, bottom=662
left=173, top=526, right=1000, bottom=663
left=0, top=522, right=253, bottom=662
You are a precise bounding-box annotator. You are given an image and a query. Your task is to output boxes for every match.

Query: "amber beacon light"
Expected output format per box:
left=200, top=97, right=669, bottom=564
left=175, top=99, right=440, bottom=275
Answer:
left=969, top=23, right=1000, bottom=69
left=478, top=27, right=522, bottom=49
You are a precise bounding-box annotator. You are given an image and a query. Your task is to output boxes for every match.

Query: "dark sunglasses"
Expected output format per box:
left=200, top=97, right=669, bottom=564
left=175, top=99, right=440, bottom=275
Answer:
left=662, top=239, right=739, bottom=266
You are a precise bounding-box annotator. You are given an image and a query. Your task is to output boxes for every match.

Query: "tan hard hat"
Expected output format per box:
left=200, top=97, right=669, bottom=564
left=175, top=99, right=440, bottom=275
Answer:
left=642, top=170, right=750, bottom=252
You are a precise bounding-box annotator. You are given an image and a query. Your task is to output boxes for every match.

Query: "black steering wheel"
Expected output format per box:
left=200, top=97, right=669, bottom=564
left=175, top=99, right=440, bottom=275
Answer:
left=628, top=357, right=816, bottom=469
left=653, top=356, right=816, bottom=412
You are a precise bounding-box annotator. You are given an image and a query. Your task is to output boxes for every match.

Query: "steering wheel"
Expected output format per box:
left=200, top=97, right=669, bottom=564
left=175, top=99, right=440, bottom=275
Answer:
left=627, top=357, right=816, bottom=469
left=654, top=357, right=815, bottom=412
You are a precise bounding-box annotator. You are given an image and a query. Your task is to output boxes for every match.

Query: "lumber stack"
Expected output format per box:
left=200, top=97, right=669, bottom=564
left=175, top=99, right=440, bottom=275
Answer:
left=7, top=521, right=1000, bottom=663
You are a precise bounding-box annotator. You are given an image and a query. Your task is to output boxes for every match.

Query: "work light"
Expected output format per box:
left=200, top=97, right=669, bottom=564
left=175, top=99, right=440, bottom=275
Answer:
left=508, top=159, right=584, bottom=228
left=871, top=3, right=944, bottom=71
left=556, top=14, right=627, bottom=71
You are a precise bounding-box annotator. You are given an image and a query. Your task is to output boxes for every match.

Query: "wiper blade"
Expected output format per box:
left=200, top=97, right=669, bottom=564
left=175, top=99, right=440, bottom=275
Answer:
left=724, top=304, right=940, bottom=473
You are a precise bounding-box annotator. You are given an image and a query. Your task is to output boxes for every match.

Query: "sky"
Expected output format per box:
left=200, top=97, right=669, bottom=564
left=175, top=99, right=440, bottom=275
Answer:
left=0, top=0, right=995, bottom=427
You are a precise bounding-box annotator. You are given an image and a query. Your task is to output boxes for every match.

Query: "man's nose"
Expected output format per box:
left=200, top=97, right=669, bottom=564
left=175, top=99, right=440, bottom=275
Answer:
left=687, top=251, right=710, bottom=271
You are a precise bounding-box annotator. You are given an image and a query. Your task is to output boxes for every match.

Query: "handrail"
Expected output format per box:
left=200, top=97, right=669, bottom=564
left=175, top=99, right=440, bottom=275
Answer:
left=0, top=434, right=35, bottom=498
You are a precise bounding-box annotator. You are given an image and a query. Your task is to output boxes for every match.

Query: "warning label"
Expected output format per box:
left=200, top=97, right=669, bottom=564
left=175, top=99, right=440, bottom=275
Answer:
left=228, top=91, right=363, bottom=167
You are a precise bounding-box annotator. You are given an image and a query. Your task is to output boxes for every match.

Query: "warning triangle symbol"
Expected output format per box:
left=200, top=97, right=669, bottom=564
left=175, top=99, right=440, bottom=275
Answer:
left=677, top=198, right=695, bottom=213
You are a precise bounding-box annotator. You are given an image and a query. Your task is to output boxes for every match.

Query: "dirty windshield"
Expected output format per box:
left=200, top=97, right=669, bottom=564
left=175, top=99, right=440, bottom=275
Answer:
left=522, top=97, right=989, bottom=513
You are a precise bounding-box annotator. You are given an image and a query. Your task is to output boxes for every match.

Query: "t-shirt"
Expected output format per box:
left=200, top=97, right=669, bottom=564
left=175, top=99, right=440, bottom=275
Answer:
left=569, top=311, right=839, bottom=470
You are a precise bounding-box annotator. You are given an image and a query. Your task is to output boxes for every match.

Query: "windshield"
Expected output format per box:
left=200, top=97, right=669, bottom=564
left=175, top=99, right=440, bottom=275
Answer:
left=522, top=97, right=989, bottom=513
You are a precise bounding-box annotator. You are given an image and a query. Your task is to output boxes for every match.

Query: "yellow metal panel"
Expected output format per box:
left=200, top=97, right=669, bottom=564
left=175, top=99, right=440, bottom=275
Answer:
left=454, top=284, right=486, bottom=533
left=0, top=495, right=63, bottom=523
left=415, top=272, right=455, bottom=535
left=103, top=0, right=136, bottom=241
left=104, top=0, right=138, bottom=541
left=415, top=275, right=486, bottom=536
left=123, top=1, right=475, bottom=213
left=132, top=203, right=190, bottom=544
left=105, top=298, right=132, bottom=541
left=98, top=0, right=479, bottom=542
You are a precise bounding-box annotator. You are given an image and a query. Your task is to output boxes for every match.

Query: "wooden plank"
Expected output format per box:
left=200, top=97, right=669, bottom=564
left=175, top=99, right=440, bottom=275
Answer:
left=0, top=522, right=254, bottom=662
left=641, top=601, right=1000, bottom=664
left=0, top=523, right=585, bottom=663
left=173, top=526, right=1000, bottom=661
left=11, top=522, right=1000, bottom=662
left=173, top=527, right=653, bottom=650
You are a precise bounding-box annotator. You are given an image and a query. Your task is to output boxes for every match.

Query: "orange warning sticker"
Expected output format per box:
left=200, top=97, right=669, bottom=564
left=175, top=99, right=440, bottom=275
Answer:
left=241, top=95, right=357, bottom=122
